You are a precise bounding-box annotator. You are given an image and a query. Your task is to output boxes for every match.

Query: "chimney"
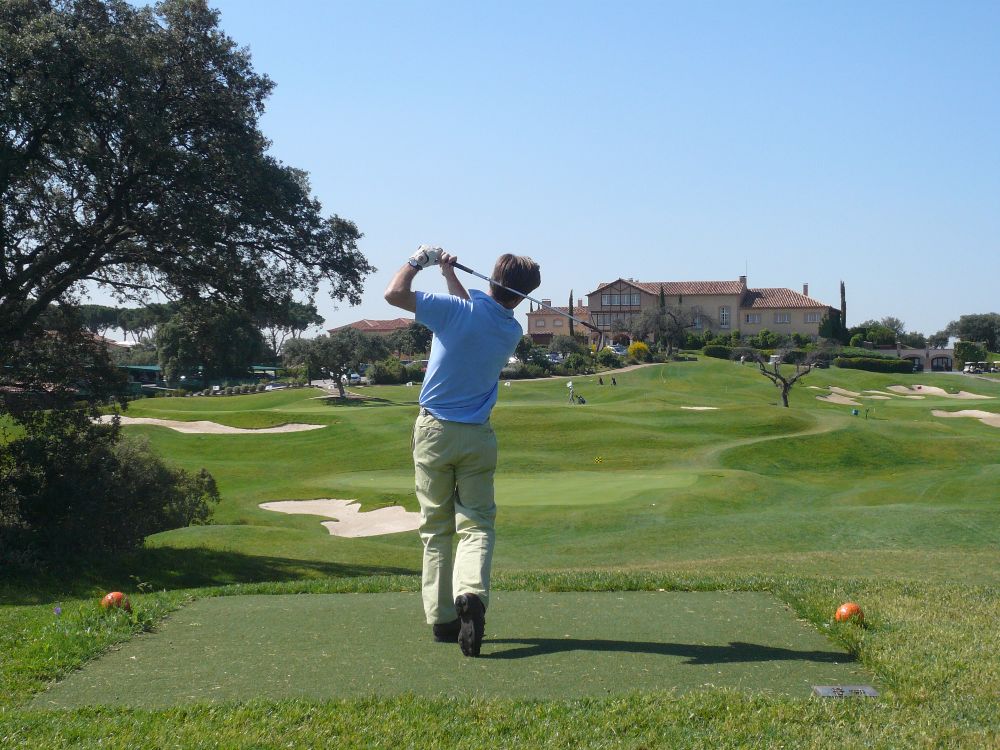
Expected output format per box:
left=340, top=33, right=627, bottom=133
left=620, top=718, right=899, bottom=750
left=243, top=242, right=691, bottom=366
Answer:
left=739, top=275, right=747, bottom=288
left=541, top=299, right=551, bottom=307
left=802, top=283, right=809, bottom=297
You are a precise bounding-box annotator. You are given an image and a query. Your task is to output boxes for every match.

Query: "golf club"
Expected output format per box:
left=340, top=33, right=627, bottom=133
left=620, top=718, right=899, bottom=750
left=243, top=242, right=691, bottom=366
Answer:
left=453, top=262, right=606, bottom=349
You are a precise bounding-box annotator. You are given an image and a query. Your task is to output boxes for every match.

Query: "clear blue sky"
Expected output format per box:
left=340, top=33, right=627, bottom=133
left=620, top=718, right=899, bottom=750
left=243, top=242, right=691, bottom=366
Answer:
left=110, top=0, right=1000, bottom=337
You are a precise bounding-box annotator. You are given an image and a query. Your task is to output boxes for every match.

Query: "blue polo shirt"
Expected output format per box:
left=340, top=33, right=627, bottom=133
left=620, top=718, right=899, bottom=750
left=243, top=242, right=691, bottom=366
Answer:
left=415, top=288, right=522, bottom=424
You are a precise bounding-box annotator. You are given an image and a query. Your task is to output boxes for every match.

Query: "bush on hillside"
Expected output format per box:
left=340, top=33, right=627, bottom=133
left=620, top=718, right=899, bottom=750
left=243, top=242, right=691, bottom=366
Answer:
left=369, top=357, right=407, bottom=384
left=627, top=341, right=651, bottom=362
left=564, top=352, right=592, bottom=373
left=596, top=349, right=622, bottom=368
left=834, top=357, right=914, bottom=373
left=702, top=345, right=732, bottom=359
left=0, top=410, right=219, bottom=566
left=501, top=363, right=549, bottom=380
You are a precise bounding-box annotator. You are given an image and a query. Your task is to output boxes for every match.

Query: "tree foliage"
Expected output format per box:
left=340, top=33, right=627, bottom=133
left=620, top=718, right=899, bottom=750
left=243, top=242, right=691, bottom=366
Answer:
left=947, top=314, right=1000, bottom=352
left=549, top=334, right=588, bottom=356
left=0, top=0, right=372, bottom=345
left=628, top=306, right=692, bottom=355
left=257, top=300, right=324, bottom=355
left=514, top=335, right=534, bottom=363
left=954, top=341, right=987, bottom=367
left=385, top=322, right=432, bottom=357
left=156, top=302, right=265, bottom=383
left=77, top=304, right=120, bottom=337
left=283, top=330, right=387, bottom=395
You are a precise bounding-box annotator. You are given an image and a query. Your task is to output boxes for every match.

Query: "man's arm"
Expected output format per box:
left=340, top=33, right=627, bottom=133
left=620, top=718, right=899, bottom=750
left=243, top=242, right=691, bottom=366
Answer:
left=384, top=263, right=419, bottom=312
left=439, top=252, right=470, bottom=301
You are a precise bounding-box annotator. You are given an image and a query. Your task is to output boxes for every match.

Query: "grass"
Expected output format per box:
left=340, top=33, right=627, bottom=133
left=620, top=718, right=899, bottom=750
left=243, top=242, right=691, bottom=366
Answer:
left=2, top=359, right=999, bottom=747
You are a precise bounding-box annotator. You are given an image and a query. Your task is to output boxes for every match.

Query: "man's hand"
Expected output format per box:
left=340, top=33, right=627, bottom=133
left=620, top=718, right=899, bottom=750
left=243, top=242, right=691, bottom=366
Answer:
left=409, top=244, right=443, bottom=269
left=438, top=251, right=458, bottom=273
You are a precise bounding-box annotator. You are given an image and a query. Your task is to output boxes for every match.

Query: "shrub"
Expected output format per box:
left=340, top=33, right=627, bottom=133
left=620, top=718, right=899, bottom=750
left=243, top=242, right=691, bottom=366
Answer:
left=849, top=333, right=865, bottom=348
left=702, top=345, right=732, bottom=359
left=564, top=352, right=591, bottom=373
left=838, top=346, right=897, bottom=360
left=523, top=363, right=547, bottom=378
left=834, top=357, right=914, bottom=373
left=405, top=364, right=425, bottom=383
left=684, top=333, right=704, bottom=349
left=627, top=341, right=651, bottom=362
left=596, top=349, right=622, bottom=368
left=0, top=411, right=219, bottom=566
left=369, top=357, right=407, bottom=384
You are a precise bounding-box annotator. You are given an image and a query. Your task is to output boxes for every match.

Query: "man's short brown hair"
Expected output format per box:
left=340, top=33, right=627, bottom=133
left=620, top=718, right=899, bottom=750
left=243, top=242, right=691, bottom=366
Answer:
left=490, top=254, right=541, bottom=307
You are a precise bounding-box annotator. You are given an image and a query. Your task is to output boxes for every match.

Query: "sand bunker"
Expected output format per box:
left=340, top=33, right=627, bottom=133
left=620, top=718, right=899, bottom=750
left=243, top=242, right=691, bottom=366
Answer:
left=99, top=415, right=325, bottom=434
left=829, top=386, right=861, bottom=398
left=931, top=410, right=1000, bottom=428
left=816, top=394, right=862, bottom=406
left=260, top=499, right=420, bottom=537
left=888, top=385, right=991, bottom=400
left=680, top=406, right=718, bottom=411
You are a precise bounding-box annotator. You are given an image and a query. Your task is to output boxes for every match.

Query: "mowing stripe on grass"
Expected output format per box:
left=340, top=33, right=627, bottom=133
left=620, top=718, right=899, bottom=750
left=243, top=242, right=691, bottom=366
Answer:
left=35, top=592, right=868, bottom=707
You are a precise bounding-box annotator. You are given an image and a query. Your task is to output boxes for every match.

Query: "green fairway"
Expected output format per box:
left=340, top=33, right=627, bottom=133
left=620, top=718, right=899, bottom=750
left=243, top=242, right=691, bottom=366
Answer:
left=86, top=360, right=1000, bottom=586
left=4, top=358, right=999, bottom=747
left=34, top=592, right=867, bottom=707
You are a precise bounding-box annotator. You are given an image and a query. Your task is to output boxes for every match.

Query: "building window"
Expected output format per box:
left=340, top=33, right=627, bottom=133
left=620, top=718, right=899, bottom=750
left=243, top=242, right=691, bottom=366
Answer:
left=535, top=320, right=546, bottom=328
left=593, top=313, right=608, bottom=328
left=553, top=318, right=563, bottom=327
left=719, top=306, right=730, bottom=328
left=805, top=312, right=820, bottom=323
left=630, top=293, right=640, bottom=305
left=601, top=294, right=609, bottom=306
left=693, top=314, right=703, bottom=330
left=774, top=313, right=790, bottom=324
left=745, top=313, right=761, bottom=324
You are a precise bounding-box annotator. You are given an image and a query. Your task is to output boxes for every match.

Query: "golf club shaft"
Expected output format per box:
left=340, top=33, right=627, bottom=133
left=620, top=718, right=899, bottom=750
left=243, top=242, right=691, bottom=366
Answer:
left=453, top=262, right=602, bottom=335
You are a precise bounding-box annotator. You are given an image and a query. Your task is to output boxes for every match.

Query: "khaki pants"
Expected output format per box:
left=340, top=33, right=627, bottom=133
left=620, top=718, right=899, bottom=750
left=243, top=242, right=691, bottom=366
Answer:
left=412, top=410, right=497, bottom=625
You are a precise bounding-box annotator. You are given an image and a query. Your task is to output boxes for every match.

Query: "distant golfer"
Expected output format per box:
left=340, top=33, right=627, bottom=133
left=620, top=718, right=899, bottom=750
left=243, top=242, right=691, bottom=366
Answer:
left=385, top=245, right=541, bottom=657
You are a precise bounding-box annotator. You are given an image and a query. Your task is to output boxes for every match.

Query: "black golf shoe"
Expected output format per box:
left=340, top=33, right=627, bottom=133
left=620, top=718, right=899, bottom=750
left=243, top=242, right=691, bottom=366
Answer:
left=432, top=618, right=461, bottom=643
left=455, top=593, right=486, bottom=657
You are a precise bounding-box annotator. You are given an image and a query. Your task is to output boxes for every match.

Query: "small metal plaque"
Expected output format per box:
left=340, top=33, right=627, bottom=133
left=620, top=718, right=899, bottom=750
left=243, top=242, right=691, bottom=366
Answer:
left=812, top=685, right=879, bottom=698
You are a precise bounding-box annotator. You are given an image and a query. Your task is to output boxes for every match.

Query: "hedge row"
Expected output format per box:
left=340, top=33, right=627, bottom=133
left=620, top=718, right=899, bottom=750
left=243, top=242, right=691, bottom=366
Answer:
left=702, top=345, right=732, bottom=359
left=834, top=357, right=914, bottom=373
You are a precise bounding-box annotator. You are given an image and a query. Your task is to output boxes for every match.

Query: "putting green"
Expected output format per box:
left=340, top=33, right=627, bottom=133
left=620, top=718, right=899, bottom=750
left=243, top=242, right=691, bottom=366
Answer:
left=36, top=592, right=869, bottom=708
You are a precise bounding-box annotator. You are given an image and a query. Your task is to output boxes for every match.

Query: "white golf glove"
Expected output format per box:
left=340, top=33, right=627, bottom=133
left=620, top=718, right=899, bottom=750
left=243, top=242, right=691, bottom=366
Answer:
left=408, top=245, right=443, bottom=269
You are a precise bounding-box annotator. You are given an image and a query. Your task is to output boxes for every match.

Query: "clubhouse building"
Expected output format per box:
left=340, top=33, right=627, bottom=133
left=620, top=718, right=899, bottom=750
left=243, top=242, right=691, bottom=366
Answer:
left=528, top=275, right=835, bottom=344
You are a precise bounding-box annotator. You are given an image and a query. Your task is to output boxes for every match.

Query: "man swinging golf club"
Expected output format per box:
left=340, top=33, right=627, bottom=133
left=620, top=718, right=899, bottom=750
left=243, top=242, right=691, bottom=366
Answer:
left=385, top=246, right=541, bottom=656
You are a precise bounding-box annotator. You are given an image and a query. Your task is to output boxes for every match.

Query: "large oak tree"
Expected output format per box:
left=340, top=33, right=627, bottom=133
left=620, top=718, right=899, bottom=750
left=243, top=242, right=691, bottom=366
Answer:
left=1, top=0, right=373, bottom=349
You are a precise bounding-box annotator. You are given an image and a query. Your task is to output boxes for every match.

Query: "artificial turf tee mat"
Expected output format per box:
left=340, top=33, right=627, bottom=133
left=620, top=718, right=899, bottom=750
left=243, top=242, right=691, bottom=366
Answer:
left=35, top=591, right=869, bottom=707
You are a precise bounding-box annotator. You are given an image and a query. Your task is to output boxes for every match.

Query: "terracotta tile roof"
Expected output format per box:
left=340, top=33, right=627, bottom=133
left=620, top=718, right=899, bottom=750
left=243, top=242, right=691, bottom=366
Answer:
left=592, top=279, right=744, bottom=296
left=635, top=280, right=746, bottom=296
left=742, top=288, right=827, bottom=309
left=527, top=305, right=590, bottom=320
left=329, top=318, right=413, bottom=334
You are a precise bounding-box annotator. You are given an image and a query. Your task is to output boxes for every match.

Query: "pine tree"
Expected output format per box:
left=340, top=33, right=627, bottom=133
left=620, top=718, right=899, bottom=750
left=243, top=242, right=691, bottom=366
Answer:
left=569, top=290, right=574, bottom=337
